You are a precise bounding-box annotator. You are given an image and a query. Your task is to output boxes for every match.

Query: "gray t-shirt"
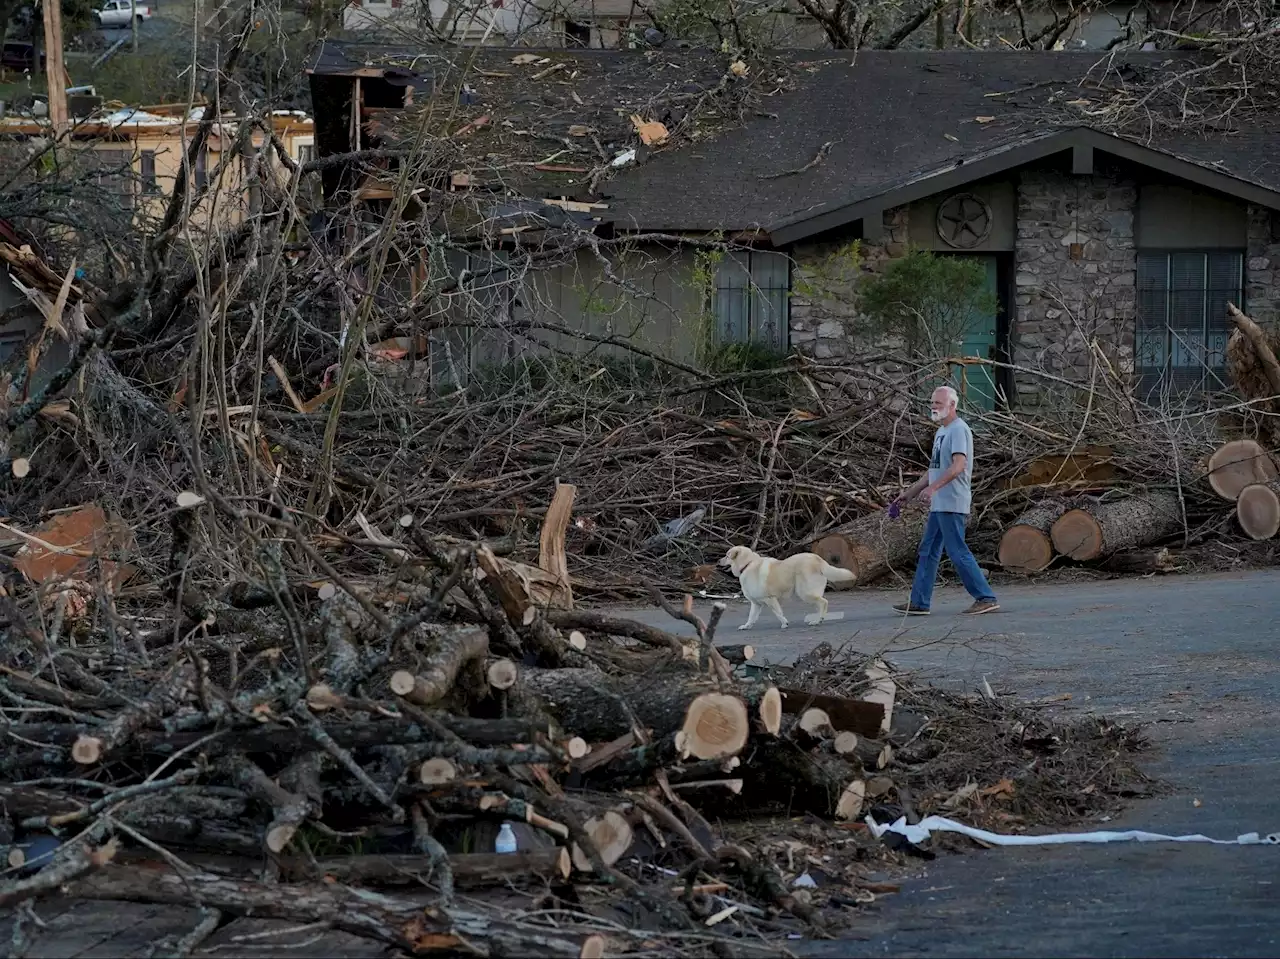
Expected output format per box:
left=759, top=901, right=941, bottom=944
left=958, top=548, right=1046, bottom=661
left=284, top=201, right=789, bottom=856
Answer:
left=928, top=417, right=974, bottom=514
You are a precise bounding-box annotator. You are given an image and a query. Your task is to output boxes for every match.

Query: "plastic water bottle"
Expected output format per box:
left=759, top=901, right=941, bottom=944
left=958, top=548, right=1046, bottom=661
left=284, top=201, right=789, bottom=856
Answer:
left=495, top=822, right=518, bottom=854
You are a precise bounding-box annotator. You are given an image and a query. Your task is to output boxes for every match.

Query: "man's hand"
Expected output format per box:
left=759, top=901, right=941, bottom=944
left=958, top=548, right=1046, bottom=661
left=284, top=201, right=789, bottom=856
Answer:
left=917, top=488, right=933, bottom=504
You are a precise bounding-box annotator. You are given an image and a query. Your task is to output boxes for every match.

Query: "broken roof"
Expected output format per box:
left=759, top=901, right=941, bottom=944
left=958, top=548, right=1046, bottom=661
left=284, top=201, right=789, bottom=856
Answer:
left=309, top=41, right=766, bottom=205
left=308, top=43, right=1280, bottom=241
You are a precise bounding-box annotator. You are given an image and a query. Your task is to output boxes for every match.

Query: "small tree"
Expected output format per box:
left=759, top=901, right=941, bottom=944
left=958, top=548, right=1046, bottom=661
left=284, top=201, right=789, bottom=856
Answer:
left=858, top=248, right=998, bottom=360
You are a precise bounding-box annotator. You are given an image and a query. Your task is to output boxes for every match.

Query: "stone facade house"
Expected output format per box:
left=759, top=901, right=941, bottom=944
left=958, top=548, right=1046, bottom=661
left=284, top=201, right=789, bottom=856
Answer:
left=307, top=43, right=1280, bottom=409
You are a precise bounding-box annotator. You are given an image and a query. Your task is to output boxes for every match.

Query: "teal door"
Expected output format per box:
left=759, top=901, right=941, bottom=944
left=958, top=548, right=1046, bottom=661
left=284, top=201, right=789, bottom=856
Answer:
left=949, top=255, right=1000, bottom=412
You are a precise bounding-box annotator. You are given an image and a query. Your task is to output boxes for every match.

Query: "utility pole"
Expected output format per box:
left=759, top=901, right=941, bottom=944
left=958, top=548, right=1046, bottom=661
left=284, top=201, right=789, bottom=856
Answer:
left=131, top=0, right=138, bottom=52
left=41, top=0, right=69, bottom=136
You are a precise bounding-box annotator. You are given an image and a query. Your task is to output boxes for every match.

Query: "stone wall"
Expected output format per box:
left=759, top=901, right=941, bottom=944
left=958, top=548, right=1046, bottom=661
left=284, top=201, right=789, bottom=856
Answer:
left=1247, top=206, right=1280, bottom=327
left=783, top=168, right=1280, bottom=406
left=788, top=206, right=907, bottom=362
left=786, top=167, right=1144, bottom=407
left=1011, top=168, right=1137, bottom=406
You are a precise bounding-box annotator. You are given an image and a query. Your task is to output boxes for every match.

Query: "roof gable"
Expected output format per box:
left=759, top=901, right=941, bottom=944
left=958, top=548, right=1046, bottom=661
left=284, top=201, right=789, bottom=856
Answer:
left=600, top=51, right=1280, bottom=238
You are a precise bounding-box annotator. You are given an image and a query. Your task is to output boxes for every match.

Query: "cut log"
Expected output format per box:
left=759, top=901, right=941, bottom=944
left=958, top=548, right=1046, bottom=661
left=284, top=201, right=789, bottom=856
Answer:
left=1050, top=490, right=1183, bottom=561
left=1004, top=446, right=1116, bottom=489
left=418, top=758, right=458, bottom=785
left=538, top=482, right=577, bottom=609
left=10, top=716, right=559, bottom=760
left=797, top=708, right=833, bottom=740
left=832, top=731, right=859, bottom=755
left=740, top=739, right=860, bottom=816
left=998, top=501, right=1068, bottom=572
left=1206, top=439, right=1278, bottom=502
left=808, top=504, right=928, bottom=587
left=580, top=935, right=606, bottom=959
left=570, top=810, right=633, bottom=872
left=757, top=686, right=782, bottom=736
left=716, top=644, right=754, bottom=664
left=487, top=659, right=518, bottom=691
left=776, top=687, right=884, bottom=738
left=305, top=684, right=344, bottom=712
left=519, top=667, right=755, bottom=759
left=543, top=609, right=683, bottom=654
left=563, top=737, right=589, bottom=760
left=223, top=755, right=315, bottom=856
left=834, top=780, right=866, bottom=821
left=1236, top=479, right=1280, bottom=540
left=680, top=693, right=750, bottom=760
left=388, top=626, right=489, bottom=707
left=853, top=738, right=893, bottom=769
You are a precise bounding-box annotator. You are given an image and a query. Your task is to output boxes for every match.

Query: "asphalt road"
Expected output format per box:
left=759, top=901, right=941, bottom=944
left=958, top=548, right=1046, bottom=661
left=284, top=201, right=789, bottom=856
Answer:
left=619, top=570, right=1280, bottom=957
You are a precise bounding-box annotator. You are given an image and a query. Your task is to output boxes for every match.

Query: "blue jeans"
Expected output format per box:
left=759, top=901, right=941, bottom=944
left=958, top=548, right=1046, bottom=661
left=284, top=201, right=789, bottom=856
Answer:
left=909, top=511, right=997, bottom=610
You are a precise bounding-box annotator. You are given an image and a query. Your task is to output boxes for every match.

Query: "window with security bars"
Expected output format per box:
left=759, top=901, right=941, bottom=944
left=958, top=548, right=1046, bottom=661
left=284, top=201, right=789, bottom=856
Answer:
left=712, top=251, right=789, bottom=350
left=90, top=149, right=135, bottom=210
left=1135, top=251, right=1243, bottom=400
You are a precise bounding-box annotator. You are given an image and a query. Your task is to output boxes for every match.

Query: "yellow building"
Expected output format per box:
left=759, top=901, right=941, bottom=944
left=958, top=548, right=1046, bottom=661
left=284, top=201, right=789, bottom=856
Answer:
left=0, top=105, right=315, bottom=230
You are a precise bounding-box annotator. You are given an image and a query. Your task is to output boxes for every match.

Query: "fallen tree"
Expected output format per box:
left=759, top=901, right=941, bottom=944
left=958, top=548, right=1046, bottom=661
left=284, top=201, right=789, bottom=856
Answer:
left=808, top=505, right=929, bottom=586
left=1050, top=490, right=1183, bottom=561
left=998, top=500, right=1069, bottom=572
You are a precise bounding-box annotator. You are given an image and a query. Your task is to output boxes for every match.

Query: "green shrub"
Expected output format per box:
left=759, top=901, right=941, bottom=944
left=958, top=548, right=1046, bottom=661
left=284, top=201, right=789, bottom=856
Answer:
left=858, top=248, right=997, bottom=359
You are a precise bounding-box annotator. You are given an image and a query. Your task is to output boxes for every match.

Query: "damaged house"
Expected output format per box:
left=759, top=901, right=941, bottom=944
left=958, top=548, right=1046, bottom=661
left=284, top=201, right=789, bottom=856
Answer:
left=306, top=42, right=1280, bottom=409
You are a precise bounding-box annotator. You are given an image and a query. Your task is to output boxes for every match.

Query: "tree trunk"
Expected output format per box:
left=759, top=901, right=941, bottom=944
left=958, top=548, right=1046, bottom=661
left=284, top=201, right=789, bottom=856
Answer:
left=809, top=505, right=927, bottom=587
left=1236, top=479, right=1280, bottom=540
left=1205, top=439, right=1278, bottom=502
left=1050, top=491, right=1183, bottom=561
left=519, top=668, right=758, bottom=760
left=998, top=500, right=1068, bottom=572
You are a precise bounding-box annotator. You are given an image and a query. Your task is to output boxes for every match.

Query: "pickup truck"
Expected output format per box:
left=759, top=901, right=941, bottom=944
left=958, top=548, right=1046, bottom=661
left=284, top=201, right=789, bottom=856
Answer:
left=93, top=0, right=154, bottom=27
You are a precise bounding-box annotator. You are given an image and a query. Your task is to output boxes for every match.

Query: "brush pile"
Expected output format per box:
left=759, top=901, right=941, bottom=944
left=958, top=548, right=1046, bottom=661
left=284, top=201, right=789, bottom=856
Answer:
left=0, top=537, right=1155, bottom=956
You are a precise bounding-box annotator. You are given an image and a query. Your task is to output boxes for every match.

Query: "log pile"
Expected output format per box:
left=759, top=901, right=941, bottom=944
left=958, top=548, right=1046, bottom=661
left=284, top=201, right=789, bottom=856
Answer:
left=0, top=502, right=910, bottom=952
left=987, top=304, right=1280, bottom=572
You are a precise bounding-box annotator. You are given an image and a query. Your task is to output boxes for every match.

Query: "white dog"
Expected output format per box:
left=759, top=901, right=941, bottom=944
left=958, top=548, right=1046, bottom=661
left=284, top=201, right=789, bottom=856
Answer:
left=718, top=545, right=856, bottom=630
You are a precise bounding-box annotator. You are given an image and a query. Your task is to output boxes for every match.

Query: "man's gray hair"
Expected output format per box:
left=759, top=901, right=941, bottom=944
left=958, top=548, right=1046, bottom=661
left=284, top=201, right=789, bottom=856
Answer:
left=933, top=384, right=959, bottom=408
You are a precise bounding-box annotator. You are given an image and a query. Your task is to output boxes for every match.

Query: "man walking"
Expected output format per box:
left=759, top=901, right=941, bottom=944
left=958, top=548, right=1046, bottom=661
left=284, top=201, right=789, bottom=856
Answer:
left=892, top=385, right=999, bottom=615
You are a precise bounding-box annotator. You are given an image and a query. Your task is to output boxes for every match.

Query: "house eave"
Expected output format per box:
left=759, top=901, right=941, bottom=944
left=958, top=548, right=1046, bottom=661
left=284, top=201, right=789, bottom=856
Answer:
left=768, top=127, right=1280, bottom=247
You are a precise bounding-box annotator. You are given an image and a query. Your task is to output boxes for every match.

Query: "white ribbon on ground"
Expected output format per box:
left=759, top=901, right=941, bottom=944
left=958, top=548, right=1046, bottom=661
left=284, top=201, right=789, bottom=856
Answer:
left=865, top=814, right=1280, bottom=847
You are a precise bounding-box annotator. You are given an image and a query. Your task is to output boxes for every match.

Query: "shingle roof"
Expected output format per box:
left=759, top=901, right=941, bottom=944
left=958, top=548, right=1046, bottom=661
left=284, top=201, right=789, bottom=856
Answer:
left=603, top=51, right=1280, bottom=234
left=308, top=41, right=768, bottom=202
left=308, top=43, right=1280, bottom=236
